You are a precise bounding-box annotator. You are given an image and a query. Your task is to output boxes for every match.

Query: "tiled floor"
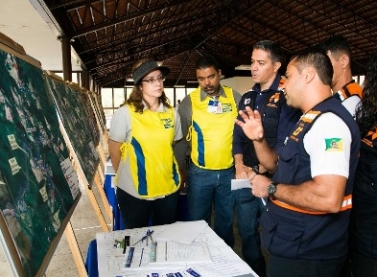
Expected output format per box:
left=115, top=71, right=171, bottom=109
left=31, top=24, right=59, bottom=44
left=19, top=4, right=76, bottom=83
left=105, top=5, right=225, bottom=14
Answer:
left=0, top=136, right=244, bottom=277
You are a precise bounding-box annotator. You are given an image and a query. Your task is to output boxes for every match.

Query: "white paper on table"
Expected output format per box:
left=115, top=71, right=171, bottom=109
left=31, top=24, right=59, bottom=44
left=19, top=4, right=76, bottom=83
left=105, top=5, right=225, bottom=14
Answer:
left=96, top=222, right=259, bottom=277
left=231, top=179, right=251, bottom=190
left=153, top=220, right=208, bottom=244
left=154, top=241, right=212, bottom=264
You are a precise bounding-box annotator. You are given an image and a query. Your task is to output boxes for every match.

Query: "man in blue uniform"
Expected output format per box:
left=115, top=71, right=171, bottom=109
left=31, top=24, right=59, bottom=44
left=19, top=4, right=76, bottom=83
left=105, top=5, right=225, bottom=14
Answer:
left=236, top=47, right=360, bottom=277
left=233, top=40, right=301, bottom=277
left=320, top=35, right=363, bottom=118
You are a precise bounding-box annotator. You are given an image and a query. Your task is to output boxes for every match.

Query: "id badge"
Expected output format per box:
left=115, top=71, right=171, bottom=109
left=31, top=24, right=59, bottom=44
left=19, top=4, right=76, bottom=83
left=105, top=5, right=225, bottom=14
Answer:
left=207, top=100, right=222, bottom=113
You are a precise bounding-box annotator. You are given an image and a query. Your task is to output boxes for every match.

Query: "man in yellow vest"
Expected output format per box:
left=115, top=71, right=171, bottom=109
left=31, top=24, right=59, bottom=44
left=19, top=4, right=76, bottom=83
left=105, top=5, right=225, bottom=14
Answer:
left=175, top=54, right=241, bottom=247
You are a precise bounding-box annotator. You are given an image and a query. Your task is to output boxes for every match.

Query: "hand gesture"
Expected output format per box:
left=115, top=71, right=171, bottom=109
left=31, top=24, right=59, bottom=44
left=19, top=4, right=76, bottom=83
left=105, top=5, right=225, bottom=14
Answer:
left=235, top=106, right=264, bottom=141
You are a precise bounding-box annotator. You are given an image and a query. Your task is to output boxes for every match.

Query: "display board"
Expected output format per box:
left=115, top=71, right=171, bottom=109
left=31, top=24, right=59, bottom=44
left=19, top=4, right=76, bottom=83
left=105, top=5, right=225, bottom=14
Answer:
left=88, top=90, right=106, bottom=133
left=68, top=83, right=101, bottom=148
left=44, top=74, right=100, bottom=186
left=0, top=42, right=81, bottom=277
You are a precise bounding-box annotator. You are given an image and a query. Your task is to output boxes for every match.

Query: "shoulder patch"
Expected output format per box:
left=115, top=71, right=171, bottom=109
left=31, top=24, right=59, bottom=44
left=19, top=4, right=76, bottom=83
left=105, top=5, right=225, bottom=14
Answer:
left=301, top=110, right=321, bottom=123
left=325, top=138, right=344, bottom=152
left=269, top=92, right=280, bottom=104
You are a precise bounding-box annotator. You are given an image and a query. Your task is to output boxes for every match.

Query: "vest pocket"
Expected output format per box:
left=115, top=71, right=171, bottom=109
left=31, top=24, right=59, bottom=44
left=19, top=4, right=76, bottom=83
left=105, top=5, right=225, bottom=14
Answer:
left=262, top=213, right=304, bottom=259
left=275, top=147, right=300, bottom=184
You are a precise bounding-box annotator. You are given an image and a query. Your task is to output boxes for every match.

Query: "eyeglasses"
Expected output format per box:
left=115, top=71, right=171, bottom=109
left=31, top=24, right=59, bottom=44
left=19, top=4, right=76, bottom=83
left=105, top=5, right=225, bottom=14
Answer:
left=142, top=74, right=166, bottom=85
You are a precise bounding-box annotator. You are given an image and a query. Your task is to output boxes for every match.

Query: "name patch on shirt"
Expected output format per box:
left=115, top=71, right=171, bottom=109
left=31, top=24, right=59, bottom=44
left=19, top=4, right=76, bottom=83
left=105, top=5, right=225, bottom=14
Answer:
left=325, top=138, right=344, bottom=152
left=207, top=100, right=232, bottom=113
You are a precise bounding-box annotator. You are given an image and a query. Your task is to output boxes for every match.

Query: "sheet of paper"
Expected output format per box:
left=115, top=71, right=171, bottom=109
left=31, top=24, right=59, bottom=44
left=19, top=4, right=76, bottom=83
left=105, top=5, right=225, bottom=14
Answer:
left=231, top=179, right=251, bottom=190
left=155, top=241, right=212, bottom=264
left=153, top=220, right=208, bottom=244
left=96, top=221, right=259, bottom=277
left=60, top=158, right=80, bottom=199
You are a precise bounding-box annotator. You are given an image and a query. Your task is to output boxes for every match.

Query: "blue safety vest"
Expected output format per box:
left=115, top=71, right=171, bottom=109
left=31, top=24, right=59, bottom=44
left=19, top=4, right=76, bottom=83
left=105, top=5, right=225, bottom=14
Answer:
left=262, top=97, right=360, bottom=260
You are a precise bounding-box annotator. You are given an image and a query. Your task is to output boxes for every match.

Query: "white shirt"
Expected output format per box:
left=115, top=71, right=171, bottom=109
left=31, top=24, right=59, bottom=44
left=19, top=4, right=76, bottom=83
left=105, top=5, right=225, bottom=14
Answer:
left=341, top=95, right=361, bottom=119
left=303, top=113, right=352, bottom=178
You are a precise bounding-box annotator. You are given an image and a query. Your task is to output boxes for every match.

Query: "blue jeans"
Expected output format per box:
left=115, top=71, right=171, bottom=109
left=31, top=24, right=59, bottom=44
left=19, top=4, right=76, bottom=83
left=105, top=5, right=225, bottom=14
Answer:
left=234, top=188, right=266, bottom=277
left=187, top=163, right=235, bottom=247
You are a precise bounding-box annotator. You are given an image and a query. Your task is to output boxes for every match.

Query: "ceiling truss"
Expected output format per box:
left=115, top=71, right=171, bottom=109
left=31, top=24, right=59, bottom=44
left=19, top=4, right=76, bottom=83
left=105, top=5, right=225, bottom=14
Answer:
left=42, top=0, right=377, bottom=87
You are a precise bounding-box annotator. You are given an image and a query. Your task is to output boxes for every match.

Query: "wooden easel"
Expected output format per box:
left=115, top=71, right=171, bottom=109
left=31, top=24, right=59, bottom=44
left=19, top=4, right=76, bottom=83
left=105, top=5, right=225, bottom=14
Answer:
left=64, top=222, right=87, bottom=277
left=61, top=134, right=110, bottom=277
left=63, top=143, right=109, bottom=277
left=86, top=89, right=115, bottom=223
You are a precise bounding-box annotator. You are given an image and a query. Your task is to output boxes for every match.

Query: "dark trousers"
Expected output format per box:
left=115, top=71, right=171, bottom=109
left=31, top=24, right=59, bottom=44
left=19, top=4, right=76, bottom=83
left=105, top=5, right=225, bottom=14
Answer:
left=116, top=188, right=180, bottom=229
left=234, top=188, right=266, bottom=277
left=268, top=255, right=346, bottom=277
left=351, top=253, right=377, bottom=277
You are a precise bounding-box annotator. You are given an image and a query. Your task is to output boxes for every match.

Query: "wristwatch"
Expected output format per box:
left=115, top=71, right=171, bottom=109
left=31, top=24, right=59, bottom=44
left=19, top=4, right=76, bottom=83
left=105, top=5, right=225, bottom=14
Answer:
left=267, top=181, right=279, bottom=199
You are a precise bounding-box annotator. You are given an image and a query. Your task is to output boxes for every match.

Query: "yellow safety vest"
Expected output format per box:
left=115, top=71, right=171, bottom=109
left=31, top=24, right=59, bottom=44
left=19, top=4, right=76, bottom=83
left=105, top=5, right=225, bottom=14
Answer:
left=120, top=104, right=180, bottom=198
left=188, top=86, right=238, bottom=169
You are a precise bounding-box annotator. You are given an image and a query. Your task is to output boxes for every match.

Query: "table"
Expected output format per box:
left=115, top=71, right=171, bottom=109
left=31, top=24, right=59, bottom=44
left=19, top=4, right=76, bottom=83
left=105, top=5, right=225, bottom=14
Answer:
left=95, top=220, right=258, bottom=277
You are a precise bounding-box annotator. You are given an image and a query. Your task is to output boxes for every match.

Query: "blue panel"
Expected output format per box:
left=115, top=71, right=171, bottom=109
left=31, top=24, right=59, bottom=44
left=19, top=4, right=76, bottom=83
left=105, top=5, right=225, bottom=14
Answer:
left=131, top=138, right=147, bottom=195
left=193, top=121, right=205, bottom=166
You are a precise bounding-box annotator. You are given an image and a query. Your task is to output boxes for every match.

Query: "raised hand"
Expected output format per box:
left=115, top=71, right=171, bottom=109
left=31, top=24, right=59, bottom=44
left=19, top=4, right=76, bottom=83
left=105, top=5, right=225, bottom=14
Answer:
left=235, top=106, right=264, bottom=141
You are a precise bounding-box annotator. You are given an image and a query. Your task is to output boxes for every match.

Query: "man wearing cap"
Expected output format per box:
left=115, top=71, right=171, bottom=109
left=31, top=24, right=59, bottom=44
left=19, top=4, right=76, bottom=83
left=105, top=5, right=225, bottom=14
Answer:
left=175, top=54, right=241, bottom=247
left=108, top=58, right=183, bottom=229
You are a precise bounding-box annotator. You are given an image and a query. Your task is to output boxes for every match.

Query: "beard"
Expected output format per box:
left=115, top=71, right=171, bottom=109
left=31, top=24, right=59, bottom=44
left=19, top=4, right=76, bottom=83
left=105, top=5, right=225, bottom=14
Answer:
left=204, top=85, right=218, bottom=95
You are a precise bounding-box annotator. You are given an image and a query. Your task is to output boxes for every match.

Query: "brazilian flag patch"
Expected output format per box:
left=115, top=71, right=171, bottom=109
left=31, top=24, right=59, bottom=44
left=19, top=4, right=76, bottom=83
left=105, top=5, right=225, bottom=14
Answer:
left=325, top=138, right=344, bottom=151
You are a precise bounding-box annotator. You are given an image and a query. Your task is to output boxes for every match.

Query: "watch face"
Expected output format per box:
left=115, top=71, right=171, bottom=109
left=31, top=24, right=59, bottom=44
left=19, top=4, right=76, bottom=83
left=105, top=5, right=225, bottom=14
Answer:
left=268, top=183, right=277, bottom=195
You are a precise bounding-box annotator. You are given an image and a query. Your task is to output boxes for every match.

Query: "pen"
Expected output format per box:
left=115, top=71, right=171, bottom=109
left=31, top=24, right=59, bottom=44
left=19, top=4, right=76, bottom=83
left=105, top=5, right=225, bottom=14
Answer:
left=260, top=197, right=266, bottom=206
left=261, top=197, right=269, bottom=211
left=139, top=248, right=144, bottom=267
left=132, top=229, right=154, bottom=246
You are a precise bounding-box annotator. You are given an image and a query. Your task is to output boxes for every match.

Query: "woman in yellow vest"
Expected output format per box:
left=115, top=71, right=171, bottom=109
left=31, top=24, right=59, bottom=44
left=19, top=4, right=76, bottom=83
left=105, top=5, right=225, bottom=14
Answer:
left=108, top=59, right=182, bottom=229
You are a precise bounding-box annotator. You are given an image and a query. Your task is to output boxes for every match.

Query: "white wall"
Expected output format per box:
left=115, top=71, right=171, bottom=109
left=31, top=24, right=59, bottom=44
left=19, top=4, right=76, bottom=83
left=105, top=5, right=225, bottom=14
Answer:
left=221, top=76, right=254, bottom=95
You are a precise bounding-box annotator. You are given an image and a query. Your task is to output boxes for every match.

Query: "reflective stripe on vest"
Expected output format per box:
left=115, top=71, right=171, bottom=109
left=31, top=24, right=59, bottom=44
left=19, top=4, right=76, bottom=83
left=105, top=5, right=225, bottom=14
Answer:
left=334, top=80, right=363, bottom=101
left=270, top=194, right=352, bottom=215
